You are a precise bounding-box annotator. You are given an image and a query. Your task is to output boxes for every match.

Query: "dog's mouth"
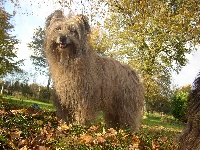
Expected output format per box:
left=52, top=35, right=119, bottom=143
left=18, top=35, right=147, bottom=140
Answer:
left=56, top=35, right=70, bottom=49
left=59, top=43, right=67, bottom=49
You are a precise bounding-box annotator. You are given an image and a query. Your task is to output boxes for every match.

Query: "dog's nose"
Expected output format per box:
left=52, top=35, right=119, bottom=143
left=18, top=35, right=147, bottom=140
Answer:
left=59, top=35, right=67, bottom=43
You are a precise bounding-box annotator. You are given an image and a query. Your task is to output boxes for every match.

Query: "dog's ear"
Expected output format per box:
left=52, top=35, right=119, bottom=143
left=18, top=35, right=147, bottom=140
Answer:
left=46, top=10, right=64, bottom=28
left=76, top=14, right=90, bottom=33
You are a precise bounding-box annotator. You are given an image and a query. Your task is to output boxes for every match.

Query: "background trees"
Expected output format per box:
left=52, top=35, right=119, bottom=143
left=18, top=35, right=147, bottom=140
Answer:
left=27, top=27, right=51, bottom=93
left=171, top=91, right=188, bottom=121
left=100, top=0, right=200, bottom=112
left=1, top=0, right=199, bottom=113
left=28, top=27, right=46, bottom=74
left=0, top=7, right=23, bottom=77
left=28, top=26, right=63, bottom=100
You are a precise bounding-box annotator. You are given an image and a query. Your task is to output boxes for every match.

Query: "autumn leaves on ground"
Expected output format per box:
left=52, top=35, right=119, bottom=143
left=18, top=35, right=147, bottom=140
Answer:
left=0, top=97, right=183, bottom=150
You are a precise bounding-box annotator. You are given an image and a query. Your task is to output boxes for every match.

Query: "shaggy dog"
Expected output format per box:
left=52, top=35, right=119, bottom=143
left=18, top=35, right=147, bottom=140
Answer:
left=178, top=73, right=200, bottom=150
left=43, top=10, right=144, bottom=130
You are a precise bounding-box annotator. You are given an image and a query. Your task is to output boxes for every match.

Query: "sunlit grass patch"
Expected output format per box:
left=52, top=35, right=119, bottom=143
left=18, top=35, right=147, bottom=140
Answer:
left=138, top=113, right=183, bottom=149
left=141, top=113, right=184, bottom=131
left=2, top=96, right=55, bottom=111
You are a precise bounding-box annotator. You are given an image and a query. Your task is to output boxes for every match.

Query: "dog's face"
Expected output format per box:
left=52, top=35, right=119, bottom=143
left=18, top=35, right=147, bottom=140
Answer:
left=44, top=10, right=90, bottom=57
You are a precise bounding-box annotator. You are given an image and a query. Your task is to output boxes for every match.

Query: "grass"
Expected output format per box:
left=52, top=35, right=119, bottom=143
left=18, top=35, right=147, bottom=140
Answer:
left=138, top=113, right=183, bottom=149
left=142, top=113, right=184, bottom=131
left=2, top=96, right=55, bottom=111
left=0, top=96, right=183, bottom=149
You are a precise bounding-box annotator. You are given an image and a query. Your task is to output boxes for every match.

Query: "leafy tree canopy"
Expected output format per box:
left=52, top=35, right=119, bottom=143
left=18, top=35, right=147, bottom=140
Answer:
left=28, top=27, right=47, bottom=74
left=99, top=0, right=200, bottom=109
left=0, top=7, right=23, bottom=77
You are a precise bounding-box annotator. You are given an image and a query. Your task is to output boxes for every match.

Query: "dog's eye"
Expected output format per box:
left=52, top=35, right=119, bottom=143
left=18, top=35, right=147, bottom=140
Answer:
left=70, top=29, right=77, bottom=34
left=55, top=26, right=61, bottom=30
left=70, top=29, right=78, bottom=36
left=71, top=30, right=79, bottom=37
left=70, top=29, right=76, bottom=33
left=69, top=25, right=76, bottom=32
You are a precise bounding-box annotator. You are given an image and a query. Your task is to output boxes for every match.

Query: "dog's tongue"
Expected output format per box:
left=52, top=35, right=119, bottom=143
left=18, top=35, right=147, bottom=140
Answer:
left=59, top=43, right=66, bottom=48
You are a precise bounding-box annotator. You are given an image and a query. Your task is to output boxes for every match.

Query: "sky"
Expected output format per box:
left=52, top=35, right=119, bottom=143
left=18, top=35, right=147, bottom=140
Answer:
left=3, top=0, right=200, bottom=87
left=171, top=49, right=200, bottom=87
left=3, top=0, right=62, bottom=85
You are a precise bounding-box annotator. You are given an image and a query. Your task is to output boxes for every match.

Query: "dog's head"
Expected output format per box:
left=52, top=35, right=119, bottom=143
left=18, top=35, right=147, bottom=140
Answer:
left=44, top=10, right=90, bottom=59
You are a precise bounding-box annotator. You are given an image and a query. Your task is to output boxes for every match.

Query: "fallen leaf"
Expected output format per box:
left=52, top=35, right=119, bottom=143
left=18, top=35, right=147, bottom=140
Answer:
left=108, top=128, right=117, bottom=135
left=129, top=144, right=140, bottom=150
left=58, top=122, right=70, bottom=131
left=46, top=131, right=56, bottom=141
left=152, top=140, right=161, bottom=150
left=88, top=125, right=99, bottom=132
left=0, top=109, right=6, bottom=114
left=96, top=136, right=106, bottom=144
left=10, top=130, right=22, bottom=140
left=20, top=146, right=28, bottom=150
left=11, top=109, right=26, bottom=114
left=160, top=136, right=168, bottom=142
left=31, top=135, right=45, bottom=146
left=36, top=120, right=43, bottom=125
left=32, top=145, right=50, bottom=150
left=79, top=134, right=94, bottom=144
left=18, top=138, right=29, bottom=148
left=132, top=134, right=139, bottom=143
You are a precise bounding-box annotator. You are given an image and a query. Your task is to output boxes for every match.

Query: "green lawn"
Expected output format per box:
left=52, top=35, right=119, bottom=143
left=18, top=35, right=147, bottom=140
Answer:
left=138, top=113, right=183, bottom=149
left=2, top=96, right=55, bottom=111
left=142, top=113, right=184, bottom=131
left=0, top=96, right=183, bottom=149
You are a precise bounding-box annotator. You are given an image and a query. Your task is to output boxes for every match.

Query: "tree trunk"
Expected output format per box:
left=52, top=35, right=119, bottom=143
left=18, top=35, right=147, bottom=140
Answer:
left=1, top=83, right=4, bottom=95
left=46, top=75, right=51, bottom=102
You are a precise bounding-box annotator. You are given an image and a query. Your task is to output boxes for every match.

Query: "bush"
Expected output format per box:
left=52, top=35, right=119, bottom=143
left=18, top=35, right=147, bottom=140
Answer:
left=171, top=91, right=188, bottom=121
left=39, top=88, right=50, bottom=102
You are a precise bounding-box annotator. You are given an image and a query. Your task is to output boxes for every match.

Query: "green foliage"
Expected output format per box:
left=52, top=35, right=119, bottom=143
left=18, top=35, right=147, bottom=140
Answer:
left=99, top=0, right=200, bottom=113
left=2, top=75, right=51, bottom=101
left=171, top=91, right=188, bottom=121
left=146, top=98, right=171, bottom=114
left=28, top=27, right=51, bottom=92
left=0, top=8, right=23, bottom=77
left=38, top=87, right=50, bottom=102
left=175, top=84, right=191, bottom=93
left=28, top=27, right=47, bottom=73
